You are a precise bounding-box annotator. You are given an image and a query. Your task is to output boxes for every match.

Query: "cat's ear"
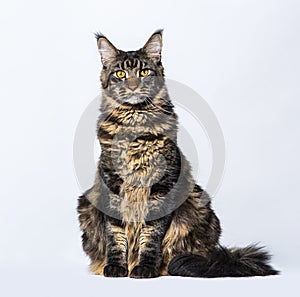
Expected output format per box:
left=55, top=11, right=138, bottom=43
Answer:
left=95, top=33, right=119, bottom=67
left=142, top=29, right=163, bottom=63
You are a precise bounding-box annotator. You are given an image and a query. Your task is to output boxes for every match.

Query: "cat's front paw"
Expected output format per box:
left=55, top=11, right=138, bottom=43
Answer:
left=129, top=265, right=159, bottom=279
left=103, top=264, right=128, bottom=277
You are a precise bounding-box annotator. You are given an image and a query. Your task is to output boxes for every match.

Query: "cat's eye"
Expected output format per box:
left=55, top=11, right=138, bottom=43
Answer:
left=116, top=70, right=126, bottom=79
left=139, top=69, right=150, bottom=77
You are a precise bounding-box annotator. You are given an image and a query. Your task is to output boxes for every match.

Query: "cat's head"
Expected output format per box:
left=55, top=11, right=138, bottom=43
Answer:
left=96, top=30, right=165, bottom=105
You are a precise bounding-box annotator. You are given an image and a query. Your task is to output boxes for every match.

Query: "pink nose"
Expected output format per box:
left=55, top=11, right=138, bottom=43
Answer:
left=128, top=84, right=138, bottom=91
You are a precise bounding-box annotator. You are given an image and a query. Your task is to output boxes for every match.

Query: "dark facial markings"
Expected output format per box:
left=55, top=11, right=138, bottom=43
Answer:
left=101, top=48, right=164, bottom=105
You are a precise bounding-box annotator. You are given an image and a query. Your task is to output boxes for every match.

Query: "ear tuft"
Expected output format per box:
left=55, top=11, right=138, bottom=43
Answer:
left=142, top=29, right=163, bottom=63
left=94, top=31, right=106, bottom=41
left=153, top=28, right=164, bottom=36
left=95, top=32, right=118, bottom=66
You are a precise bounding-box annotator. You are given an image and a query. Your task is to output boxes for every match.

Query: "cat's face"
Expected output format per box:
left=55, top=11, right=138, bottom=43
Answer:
left=97, top=31, right=164, bottom=105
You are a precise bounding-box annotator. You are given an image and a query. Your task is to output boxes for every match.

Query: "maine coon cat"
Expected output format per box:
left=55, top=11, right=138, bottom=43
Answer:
left=77, top=30, right=278, bottom=278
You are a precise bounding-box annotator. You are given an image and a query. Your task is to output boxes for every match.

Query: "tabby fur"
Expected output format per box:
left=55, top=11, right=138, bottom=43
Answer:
left=77, top=30, right=278, bottom=278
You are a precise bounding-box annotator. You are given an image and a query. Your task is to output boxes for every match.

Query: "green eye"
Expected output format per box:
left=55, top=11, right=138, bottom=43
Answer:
left=116, top=70, right=126, bottom=79
left=140, top=69, right=150, bottom=77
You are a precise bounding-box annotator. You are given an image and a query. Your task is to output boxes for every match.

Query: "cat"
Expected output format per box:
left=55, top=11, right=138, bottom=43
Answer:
left=77, top=30, right=278, bottom=278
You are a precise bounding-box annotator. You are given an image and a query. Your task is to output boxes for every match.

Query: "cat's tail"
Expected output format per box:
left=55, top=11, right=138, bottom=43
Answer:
left=168, top=244, right=279, bottom=278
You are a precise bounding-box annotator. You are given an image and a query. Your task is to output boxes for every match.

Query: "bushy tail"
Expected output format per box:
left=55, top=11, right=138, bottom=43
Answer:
left=168, top=244, right=279, bottom=278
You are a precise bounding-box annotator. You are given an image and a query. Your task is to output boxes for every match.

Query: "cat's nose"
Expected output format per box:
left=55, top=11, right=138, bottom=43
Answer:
left=127, top=78, right=139, bottom=91
left=128, top=84, right=138, bottom=91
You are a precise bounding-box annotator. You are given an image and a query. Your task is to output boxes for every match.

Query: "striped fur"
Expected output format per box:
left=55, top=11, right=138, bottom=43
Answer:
left=77, top=31, right=278, bottom=278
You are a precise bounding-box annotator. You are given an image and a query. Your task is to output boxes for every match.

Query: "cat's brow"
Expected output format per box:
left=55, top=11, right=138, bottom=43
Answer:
left=118, top=58, right=144, bottom=70
left=132, top=59, right=138, bottom=68
left=125, top=60, right=130, bottom=68
left=121, top=60, right=125, bottom=69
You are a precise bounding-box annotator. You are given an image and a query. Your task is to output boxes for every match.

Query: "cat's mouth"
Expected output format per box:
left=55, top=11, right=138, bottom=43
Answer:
left=122, top=94, right=147, bottom=105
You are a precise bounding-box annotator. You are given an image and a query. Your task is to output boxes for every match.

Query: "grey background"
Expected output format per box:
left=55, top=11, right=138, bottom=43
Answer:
left=0, top=0, right=299, bottom=296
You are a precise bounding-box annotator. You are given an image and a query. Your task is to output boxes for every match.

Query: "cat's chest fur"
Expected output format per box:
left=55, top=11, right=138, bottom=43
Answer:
left=99, top=109, right=175, bottom=223
left=101, top=109, right=172, bottom=180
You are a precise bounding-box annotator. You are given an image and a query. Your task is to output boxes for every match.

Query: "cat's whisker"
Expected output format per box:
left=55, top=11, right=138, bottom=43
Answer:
left=145, top=97, right=173, bottom=115
left=102, top=103, right=123, bottom=124
left=144, top=97, right=158, bottom=113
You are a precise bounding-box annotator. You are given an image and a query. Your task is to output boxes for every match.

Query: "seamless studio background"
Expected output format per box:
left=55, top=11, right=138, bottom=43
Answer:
left=0, top=0, right=299, bottom=296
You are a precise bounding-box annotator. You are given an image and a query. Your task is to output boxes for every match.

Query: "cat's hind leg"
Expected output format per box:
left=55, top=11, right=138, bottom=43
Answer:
left=77, top=193, right=106, bottom=275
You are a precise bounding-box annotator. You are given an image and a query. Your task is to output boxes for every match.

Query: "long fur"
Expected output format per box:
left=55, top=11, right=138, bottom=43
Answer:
left=168, top=244, right=279, bottom=277
left=77, top=31, right=279, bottom=278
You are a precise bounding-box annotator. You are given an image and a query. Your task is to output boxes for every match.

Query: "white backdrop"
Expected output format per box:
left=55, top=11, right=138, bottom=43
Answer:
left=0, top=0, right=299, bottom=296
